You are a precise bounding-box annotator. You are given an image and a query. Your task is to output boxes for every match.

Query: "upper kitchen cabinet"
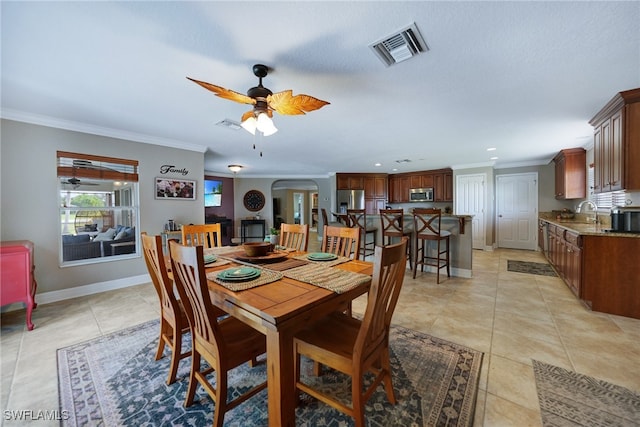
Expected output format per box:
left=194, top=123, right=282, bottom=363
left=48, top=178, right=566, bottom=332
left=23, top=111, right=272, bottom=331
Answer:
left=336, top=173, right=364, bottom=190
left=410, top=173, right=434, bottom=189
left=433, top=169, right=453, bottom=202
left=388, top=174, right=410, bottom=203
left=589, top=88, right=640, bottom=193
left=553, top=148, right=586, bottom=199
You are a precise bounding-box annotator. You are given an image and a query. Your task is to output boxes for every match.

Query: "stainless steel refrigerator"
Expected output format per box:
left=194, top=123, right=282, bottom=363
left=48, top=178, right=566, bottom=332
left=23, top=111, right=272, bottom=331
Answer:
left=336, top=189, right=365, bottom=213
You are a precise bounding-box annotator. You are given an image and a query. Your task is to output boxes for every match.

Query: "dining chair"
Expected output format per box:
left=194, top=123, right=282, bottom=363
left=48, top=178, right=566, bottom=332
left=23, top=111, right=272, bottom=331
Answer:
left=321, top=225, right=360, bottom=260
left=293, top=237, right=408, bottom=427
left=347, top=209, right=377, bottom=259
left=413, top=208, right=451, bottom=283
left=181, top=223, right=222, bottom=248
left=379, top=208, right=413, bottom=269
left=168, top=241, right=267, bottom=427
left=141, top=233, right=190, bottom=385
left=279, top=223, right=309, bottom=252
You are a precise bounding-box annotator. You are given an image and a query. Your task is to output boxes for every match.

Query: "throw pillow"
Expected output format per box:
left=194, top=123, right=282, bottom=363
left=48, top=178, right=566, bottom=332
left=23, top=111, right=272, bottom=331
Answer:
left=114, top=229, right=128, bottom=240
left=94, top=228, right=116, bottom=241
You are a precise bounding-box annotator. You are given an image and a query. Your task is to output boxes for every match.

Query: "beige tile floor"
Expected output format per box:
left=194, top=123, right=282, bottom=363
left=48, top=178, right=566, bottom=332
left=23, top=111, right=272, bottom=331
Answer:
left=2, top=240, right=639, bottom=426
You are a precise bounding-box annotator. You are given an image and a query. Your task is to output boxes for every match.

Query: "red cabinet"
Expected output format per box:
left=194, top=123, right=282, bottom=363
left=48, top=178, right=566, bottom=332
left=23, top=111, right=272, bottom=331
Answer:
left=1, top=240, right=37, bottom=330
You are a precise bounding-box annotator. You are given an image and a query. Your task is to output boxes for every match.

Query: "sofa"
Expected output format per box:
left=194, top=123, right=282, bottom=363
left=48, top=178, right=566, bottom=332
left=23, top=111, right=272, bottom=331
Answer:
left=62, top=225, right=136, bottom=261
left=62, top=234, right=102, bottom=261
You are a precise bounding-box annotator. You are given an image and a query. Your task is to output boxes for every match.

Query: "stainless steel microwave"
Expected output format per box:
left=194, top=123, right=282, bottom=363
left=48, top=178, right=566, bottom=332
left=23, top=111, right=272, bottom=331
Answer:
left=409, top=188, right=434, bottom=202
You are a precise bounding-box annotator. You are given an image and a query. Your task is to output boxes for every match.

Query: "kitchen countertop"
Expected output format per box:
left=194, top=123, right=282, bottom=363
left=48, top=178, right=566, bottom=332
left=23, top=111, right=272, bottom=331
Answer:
left=539, top=215, right=640, bottom=238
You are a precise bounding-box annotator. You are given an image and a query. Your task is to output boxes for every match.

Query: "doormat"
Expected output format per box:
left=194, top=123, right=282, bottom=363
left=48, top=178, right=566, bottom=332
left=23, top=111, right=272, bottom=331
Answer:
left=507, top=260, right=557, bottom=277
left=58, top=319, right=483, bottom=427
left=533, top=360, right=640, bottom=426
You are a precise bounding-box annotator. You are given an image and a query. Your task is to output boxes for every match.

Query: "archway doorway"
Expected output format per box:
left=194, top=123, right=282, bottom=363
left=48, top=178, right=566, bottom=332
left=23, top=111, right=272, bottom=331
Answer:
left=271, top=179, right=319, bottom=231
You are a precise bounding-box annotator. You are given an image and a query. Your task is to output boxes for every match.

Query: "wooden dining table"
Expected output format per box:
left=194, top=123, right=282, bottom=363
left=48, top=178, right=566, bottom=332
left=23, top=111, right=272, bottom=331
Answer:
left=203, top=248, right=373, bottom=427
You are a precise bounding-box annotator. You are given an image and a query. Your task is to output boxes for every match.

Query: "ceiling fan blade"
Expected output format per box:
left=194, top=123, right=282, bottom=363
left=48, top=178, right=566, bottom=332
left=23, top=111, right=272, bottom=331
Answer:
left=268, top=90, right=330, bottom=116
left=186, top=77, right=256, bottom=105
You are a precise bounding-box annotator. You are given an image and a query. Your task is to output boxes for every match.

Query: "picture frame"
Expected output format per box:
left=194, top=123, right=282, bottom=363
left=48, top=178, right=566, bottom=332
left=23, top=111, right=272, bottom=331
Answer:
left=155, top=178, right=196, bottom=200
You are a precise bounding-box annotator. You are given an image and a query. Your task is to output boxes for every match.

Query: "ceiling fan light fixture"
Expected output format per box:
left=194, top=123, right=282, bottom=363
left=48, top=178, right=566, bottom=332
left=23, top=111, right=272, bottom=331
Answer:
left=241, top=116, right=257, bottom=135
left=256, top=112, right=278, bottom=136
left=228, top=164, right=243, bottom=173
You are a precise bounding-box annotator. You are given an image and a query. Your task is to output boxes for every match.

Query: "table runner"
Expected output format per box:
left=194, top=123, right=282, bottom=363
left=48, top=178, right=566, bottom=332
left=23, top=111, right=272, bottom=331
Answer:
left=207, top=267, right=283, bottom=292
left=283, top=263, right=371, bottom=294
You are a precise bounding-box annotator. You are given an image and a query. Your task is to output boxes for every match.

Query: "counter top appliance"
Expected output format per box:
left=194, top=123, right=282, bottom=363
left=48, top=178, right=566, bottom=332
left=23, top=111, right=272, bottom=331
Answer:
left=609, top=206, right=640, bottom=233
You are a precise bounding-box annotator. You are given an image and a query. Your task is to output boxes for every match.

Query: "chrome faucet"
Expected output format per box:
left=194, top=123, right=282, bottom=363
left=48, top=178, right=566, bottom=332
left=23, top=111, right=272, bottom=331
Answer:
left=576, top=200, right=598, bottom=223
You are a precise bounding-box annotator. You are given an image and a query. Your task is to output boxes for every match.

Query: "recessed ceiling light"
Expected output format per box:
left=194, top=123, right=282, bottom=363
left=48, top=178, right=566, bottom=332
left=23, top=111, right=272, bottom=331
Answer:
left=392, top=168, right=398, bottom=171
left=490, top=156, right=498, bottom=160
left=374, top=163, right=382, bottom=167
left=487, top=147, right=497, bottom=151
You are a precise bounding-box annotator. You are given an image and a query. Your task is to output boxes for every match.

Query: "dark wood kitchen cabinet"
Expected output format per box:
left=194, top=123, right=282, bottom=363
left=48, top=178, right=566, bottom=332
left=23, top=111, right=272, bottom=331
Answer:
left=553, top=148, right=586, bottom=200
left=433, top=171, right=453, bottom=202
left=337, top=174, right=364, bottom=190
left=540, top=218, right=640, bottom=319
left=337, top=173, right=387, bottom=214
left=589, top=87, right=640, bottom=193
left=388, top=175, right=410, bottom=203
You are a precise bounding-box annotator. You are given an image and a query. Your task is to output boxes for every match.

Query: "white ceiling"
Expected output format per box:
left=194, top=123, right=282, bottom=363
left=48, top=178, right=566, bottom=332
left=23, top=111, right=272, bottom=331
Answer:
left=2, top=1, right=639, bottom=177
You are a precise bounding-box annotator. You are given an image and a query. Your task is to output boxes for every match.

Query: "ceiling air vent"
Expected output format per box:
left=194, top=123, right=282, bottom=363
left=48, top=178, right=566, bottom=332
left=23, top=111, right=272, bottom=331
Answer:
left=216, top=119, right=241, bottom=130
left=369, top=23, right=428, bottom=67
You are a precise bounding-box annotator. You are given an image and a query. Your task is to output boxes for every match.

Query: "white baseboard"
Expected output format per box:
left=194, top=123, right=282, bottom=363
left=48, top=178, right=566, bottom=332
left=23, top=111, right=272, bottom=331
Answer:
left=24, top=274, right=151, bottom=308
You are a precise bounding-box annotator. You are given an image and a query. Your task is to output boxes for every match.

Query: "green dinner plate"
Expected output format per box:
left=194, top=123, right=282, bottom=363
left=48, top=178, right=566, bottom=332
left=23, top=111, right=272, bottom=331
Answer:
left=203, top=254, right=217, bottom=265
left=218, top=267, right=260, bottom=280
left=307, top=252, right=338, bottom=261
left=218, top=271, right=260, bottom=282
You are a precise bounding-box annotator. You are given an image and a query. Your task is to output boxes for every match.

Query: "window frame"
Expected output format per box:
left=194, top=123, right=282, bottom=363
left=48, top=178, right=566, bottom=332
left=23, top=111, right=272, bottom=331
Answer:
left=57, top=151, right=140, bottom=266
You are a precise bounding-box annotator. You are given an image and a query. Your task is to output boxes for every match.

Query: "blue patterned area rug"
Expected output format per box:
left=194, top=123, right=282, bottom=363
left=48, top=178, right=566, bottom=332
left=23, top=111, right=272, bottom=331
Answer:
left=532, top=360, right=640, bottom=427
left=58, top=319, right=482, bottom=427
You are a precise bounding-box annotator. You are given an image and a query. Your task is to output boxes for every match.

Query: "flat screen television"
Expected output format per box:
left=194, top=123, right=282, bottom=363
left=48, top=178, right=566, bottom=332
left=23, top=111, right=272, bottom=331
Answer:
left=204, top=180, right=222, bottom=207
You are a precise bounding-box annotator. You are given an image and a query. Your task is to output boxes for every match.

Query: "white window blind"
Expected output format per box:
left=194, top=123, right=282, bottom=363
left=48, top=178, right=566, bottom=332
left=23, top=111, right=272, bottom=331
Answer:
left=587, top=165, right=627, bottom=210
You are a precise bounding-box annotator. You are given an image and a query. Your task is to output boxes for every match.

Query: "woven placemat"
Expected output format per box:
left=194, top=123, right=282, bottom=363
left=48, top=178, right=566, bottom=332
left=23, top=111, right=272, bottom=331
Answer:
left=207, top=267, right=283, bottom=291
left=283, top=263, right=370, bottom=294
left=292, top=254, right=352, bottom=267
left=204, top=258, right=231, bottom=268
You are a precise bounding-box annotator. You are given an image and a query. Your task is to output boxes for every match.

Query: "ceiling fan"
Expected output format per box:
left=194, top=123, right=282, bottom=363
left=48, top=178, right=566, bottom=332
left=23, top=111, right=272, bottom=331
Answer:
left=61, top=177, right=99, bottom=189
left=187, top=64, right=330, bottom=136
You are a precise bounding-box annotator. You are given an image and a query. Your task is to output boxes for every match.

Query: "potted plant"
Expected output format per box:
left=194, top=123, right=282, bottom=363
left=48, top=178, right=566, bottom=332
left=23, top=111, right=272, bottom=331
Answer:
left=266, top=227, right=280, bottom=245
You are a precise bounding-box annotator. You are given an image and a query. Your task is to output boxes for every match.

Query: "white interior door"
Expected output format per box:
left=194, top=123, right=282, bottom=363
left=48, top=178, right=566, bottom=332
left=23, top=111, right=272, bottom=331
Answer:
left=455, top=173, right=486, bottom=250
left=496, top=173, right=538, bottom=250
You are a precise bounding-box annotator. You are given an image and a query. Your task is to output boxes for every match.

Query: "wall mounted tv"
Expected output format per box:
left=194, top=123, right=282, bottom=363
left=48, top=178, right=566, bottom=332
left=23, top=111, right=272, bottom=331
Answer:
left=204, top=180, right=223, bottom=207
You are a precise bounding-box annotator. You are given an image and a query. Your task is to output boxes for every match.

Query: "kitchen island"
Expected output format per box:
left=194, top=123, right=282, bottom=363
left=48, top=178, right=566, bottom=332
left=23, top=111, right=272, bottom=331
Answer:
left=365, top=214, right=473, bottom=278
left=539, top=213, right=640, bottom=319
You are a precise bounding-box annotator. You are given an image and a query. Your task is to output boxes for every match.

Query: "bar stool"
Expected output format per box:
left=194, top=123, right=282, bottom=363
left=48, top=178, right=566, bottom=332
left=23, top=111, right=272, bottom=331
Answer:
left=347, top=209, right=377, bottom=259
left=413, top=208, right=450, bottom=283
left=379, top=208, right=412, bottom=269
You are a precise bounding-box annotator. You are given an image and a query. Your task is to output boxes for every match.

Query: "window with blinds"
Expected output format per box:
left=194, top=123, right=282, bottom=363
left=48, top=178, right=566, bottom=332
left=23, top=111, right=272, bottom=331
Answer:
left=587, top=164, right=627, bottom=210
left=58, top=151, right=140, bottom=265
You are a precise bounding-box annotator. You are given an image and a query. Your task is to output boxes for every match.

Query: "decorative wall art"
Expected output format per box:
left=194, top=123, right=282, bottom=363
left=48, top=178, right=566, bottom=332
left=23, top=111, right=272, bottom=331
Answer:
left=155, top=178, right=196, bottom=200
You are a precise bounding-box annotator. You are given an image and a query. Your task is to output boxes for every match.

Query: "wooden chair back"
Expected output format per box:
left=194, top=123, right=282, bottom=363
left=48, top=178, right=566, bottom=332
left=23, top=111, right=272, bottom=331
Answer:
left=321, top=225, right=360, bottom=260
left=321, top=208, right=329, bottom=228
left=181, top=223, right=222, bottom=248
left=293, top=238, right=408, bottom=426
left=169, top=240, right=266, bottom=426
left=141, top=233, right=189, bottom=384
left=379, top=209, right=406, bottom=238
left=279, top=223, right=309, bottom=251
left=357, top=237, right=408, bottom=358
left=413, top=208, right=443, bottom=237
